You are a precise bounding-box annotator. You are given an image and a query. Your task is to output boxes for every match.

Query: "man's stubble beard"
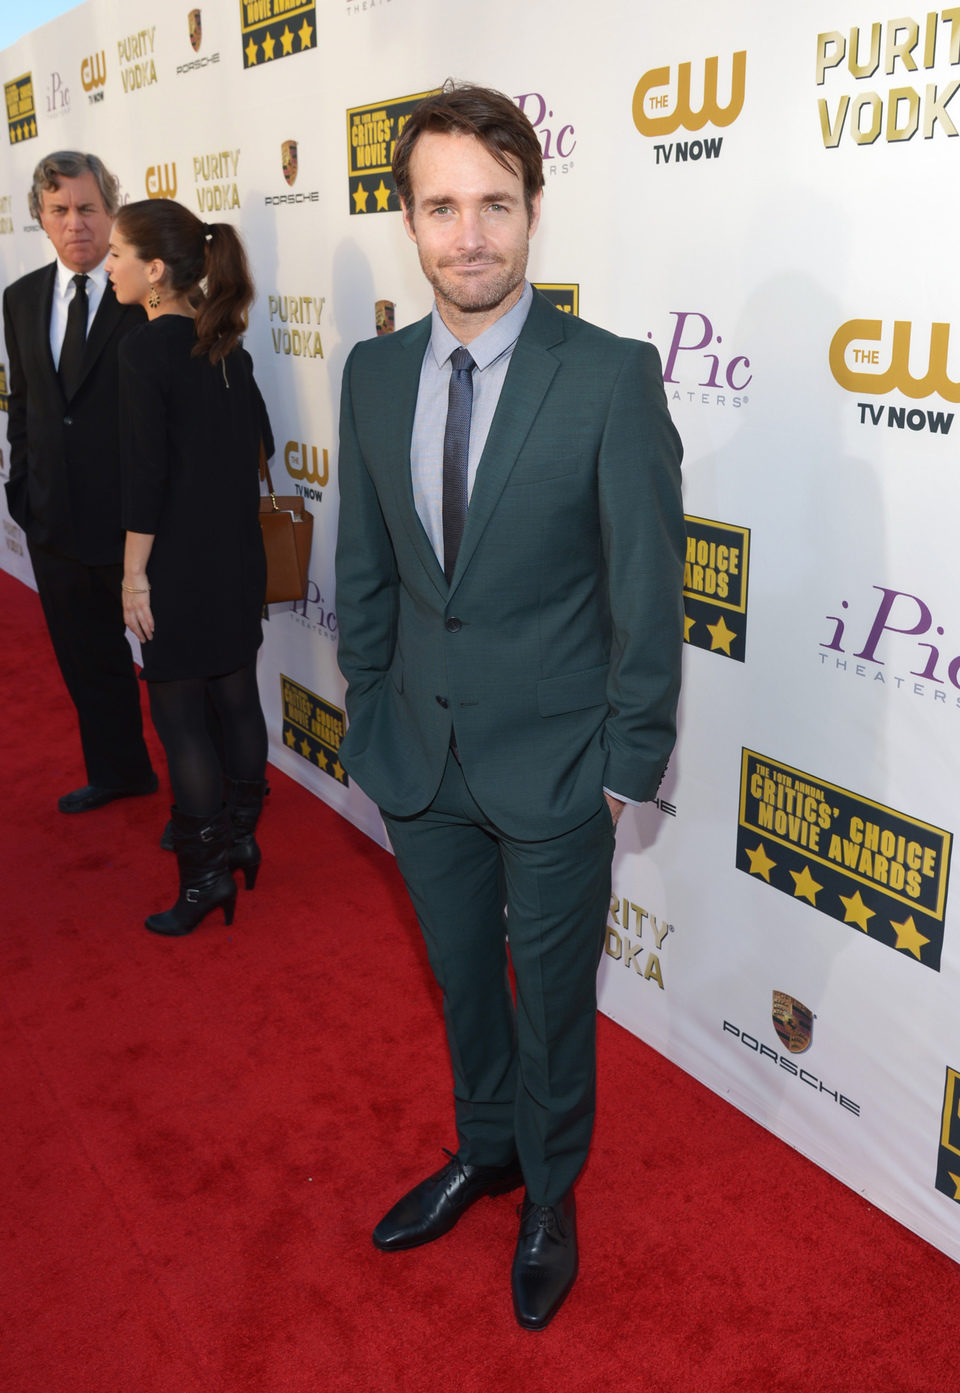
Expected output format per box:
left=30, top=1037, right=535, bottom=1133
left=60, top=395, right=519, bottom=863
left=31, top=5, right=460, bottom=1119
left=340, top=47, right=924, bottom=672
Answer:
left=420, top=247, right=529, bottom=318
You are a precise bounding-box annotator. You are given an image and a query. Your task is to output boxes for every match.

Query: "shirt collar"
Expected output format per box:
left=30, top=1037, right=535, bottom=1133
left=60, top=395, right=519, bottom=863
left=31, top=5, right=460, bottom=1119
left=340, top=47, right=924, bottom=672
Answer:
left=55, top=255, right=109, bottom=298
left=429, top=280, right=534, bottom=373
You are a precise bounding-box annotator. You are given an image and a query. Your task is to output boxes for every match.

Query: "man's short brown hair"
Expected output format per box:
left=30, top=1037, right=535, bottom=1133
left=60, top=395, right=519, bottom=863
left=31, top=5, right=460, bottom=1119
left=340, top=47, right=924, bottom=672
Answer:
left=392, top=81, right=545, bottom=219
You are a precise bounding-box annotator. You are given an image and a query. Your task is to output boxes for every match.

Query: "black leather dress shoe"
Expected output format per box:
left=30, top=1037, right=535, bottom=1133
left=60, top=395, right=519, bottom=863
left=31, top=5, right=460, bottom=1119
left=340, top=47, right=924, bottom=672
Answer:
left=372, top=1149, right=523, bottom=1252
left=511, top=1190, right=578, bottom=1331
left=58, top=775, right=159, bottom=814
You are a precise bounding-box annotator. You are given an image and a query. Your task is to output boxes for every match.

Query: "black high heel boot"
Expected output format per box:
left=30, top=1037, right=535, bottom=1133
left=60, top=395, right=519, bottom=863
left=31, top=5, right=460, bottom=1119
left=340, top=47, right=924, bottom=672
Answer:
left=226, top=777, right=267, bottom=890
left=145, top=807, right=237, bottom=936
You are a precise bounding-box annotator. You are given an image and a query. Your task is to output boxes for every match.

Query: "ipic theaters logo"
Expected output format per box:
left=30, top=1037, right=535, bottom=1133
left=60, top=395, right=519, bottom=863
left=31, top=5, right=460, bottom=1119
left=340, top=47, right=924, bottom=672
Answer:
left=817, top=11, right=960, bottom=148
left=347, top=89, right=439, bottom=214
left=194, top=150, right=240, bottom=213
left=737, top=749, right=952, bottom=971
left=81, top=52, right=107, bottom=104
left=656, top=310, right=752, bottom=409
left=268, top=293, right=324, bottom=361
left=820, top=583, right=960, bottom=712
left=264, top=140, right=319, bottom=207
left=829, top=319, right=956, bottom=435
left=604, top=894, right=674, bottom=990
left=240, top=0, right=315, bottom=69
left=284, top=439, right=328, bottom=504
left=722, top=996, right=860, bottom=1117
left=533, top=283, right=579, bottom=316
left=936, top=1066, right=960, bottom=1204
left=683, top=515, right=750, bottom=662
left=5, top=75, right=37, bottom=144
left=633, top=51, right=746, bottom=165
left=281, top=675, right=347, bottom=785
left=44, top=71, right=70, bottom=121
left=145, top=163, right=177, bottom=200
left=117, top=27, right=157, bottom=94
left=515, top=92, right=576, bottom=176
left=178, top=8, right=220, bottom=75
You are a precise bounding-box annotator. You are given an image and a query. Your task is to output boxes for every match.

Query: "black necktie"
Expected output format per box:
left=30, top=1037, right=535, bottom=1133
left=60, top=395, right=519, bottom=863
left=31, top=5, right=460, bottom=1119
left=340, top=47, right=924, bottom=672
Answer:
left=58, top=273, right=89, bottom=399
left=442, top=347, right=475, bottom=583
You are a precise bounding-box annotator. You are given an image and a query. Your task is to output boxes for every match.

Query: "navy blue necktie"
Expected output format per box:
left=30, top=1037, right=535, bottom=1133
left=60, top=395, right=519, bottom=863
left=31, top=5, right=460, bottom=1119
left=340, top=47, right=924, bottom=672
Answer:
left=59, top=273, right=89, bottom=400
left=442, top=347, right=475, bottom=583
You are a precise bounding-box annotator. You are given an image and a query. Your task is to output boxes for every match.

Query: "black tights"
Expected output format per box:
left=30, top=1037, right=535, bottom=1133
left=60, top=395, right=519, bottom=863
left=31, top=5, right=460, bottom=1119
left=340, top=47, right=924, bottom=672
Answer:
left=147, top=660, right=267, bottom=818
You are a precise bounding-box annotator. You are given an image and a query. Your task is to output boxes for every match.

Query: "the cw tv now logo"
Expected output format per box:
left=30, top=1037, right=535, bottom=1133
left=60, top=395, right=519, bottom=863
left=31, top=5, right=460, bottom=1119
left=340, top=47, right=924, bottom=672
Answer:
left=145, top=163, right=177, bottom=199
left=633, top=52, right=746, bottom=165
left=829, top=319, right=957, bottom=434
left=81, top=52, right=106, bottom=100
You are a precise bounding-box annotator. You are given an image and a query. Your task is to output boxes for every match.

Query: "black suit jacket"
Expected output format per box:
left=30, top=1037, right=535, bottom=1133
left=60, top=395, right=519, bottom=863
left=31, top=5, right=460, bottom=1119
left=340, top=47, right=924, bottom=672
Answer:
left=4, top=262, right=145, bottom=564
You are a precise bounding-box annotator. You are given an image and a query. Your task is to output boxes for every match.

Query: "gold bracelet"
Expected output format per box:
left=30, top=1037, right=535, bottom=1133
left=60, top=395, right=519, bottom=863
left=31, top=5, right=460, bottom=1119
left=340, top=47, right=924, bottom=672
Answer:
left=121, top=582, right=150, bottom=594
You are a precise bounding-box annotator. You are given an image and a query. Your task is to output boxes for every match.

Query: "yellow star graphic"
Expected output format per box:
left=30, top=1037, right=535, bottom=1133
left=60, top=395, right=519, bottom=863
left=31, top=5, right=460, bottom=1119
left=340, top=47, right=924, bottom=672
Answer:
left=299, top=736, right=312, bottom=758
left=683, top=612, right=695, bottom=641
left=707, top=614, right=736, bottom=654
left=745, top=842, right=776, bottom=883
left=891, top=915, right=929, bottom=961
left=373, top=180, right=391, bottom=211
left=352, top=182, right=369, bottom=213
left=245, top=36, right=259, bottom=65
left=949, top=1172, right=960, bottom=1201
left=333, top=759, right=346, bottom=783
left=280, top=25, right=295, bottom=54
left=839, top=890, right=875, bottom=932
left=790, top=864, right=822, bottom=905
left=298, top=16, right=314, bottom=49
left=284, top=727, right=296, bottom=748
left=262, top=30, right=276, bottom=61
left=315, top=748, right=328, bottom=772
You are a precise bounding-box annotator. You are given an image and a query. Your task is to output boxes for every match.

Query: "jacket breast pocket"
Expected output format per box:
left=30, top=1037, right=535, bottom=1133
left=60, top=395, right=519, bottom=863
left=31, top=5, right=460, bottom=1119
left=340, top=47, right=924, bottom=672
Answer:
left=537, top=664, right=609, bottom=717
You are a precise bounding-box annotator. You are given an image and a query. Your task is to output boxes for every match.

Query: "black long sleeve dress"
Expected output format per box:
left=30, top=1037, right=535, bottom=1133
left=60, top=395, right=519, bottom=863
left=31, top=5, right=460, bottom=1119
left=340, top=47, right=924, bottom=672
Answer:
left=119, top=316, right=273, bottom=683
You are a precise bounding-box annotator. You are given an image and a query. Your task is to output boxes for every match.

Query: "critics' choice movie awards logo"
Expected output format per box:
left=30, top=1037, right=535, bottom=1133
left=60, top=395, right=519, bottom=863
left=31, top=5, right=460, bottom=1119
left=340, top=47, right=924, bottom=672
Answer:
left=347, top=90, right=440, bottom=214
left=533, top=284, right=579, bottom=316
left=281, top=676, right=347, bottom=785
left=936, top=1067, right=960, bottom=1203
left=240, top=0, right=315, bottom=69
left=604, top=894, right=675, bottom=990
left=821, top=583, right=960, bottom=711
left=268, top=293, right=325, bottom=360
left=81, top=52, right=107, bottom=104
left=515, top=92, right=576, bottom=175
left=683, top=515, right=750, bottom=662
left=723, top=995, right=860, bottom=1116
left=737, top=749, right=952, bottom=971
left=0, top=197, right=13, bottom=235
left=830, top=318, right=956, bottom=435
left=817, top=11, right=960, bottom=147
left=179, top=9, right=220, bottom=75
left=5, top=75, right=37, bottom=144
left=0, top=363, right=8, bottom=409
left=633, top=51, right=746, bottom=164
left=117, top=27, right=157, bottom=94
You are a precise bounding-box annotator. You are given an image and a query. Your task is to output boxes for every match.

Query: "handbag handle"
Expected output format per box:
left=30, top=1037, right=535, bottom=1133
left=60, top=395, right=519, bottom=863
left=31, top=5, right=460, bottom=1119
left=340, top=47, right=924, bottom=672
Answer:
left=259, top=439, right=280, bottom=512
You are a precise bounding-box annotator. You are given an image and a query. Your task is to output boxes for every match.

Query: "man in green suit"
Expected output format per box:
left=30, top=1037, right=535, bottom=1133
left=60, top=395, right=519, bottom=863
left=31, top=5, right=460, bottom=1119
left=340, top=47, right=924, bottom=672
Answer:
left=335, top=83, right=684, bottom=1330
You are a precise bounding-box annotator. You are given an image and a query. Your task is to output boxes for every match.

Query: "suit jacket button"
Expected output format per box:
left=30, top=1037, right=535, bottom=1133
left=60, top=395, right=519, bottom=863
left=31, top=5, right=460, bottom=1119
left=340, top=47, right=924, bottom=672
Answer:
left=64, top=415, right=73, bottom=425
left=436, top=695, right=448, bottom=708
left=445, top=617, right=462, bottom=633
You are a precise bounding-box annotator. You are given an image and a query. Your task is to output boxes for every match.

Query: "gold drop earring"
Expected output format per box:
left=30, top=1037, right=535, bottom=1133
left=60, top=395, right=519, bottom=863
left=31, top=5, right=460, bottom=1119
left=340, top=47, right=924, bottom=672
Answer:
left=148, top=283, right=161, bottom=310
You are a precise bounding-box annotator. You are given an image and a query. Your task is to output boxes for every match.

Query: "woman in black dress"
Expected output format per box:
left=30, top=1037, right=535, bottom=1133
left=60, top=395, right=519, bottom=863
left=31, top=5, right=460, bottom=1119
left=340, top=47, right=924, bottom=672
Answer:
left=107, top=199, right=271, bottom=935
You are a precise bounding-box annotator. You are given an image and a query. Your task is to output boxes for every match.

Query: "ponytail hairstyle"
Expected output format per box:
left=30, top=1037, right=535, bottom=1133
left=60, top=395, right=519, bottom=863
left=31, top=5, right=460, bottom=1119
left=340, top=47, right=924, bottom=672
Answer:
left=114, top=199, right=254, bottom=364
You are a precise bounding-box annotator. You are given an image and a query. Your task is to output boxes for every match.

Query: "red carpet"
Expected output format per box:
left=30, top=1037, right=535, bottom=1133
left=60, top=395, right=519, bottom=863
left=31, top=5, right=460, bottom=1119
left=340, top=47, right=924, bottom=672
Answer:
left=1, top=566, right=955, bottom=1393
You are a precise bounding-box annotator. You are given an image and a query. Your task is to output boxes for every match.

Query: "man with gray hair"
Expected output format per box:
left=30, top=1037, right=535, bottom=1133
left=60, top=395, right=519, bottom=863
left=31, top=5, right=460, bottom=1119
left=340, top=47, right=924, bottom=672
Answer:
left=4, top=151, right=156, bottom=812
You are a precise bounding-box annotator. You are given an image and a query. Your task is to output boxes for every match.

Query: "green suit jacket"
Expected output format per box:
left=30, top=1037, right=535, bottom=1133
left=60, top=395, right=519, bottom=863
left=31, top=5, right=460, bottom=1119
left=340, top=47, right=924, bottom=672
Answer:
left=335, top=290, right=684, bottom=840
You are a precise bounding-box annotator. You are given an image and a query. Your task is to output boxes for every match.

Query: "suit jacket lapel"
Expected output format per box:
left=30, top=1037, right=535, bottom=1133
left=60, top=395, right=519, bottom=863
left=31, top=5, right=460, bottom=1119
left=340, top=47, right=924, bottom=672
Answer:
left=35, top=264, right=63, bottom=394
left=450, top=292, right=564, bottom=590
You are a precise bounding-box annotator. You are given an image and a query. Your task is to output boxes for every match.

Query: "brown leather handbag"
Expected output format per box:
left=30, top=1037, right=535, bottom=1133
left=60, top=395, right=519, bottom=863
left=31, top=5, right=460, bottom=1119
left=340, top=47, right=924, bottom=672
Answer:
left=258, top=446, right=314, bottom=604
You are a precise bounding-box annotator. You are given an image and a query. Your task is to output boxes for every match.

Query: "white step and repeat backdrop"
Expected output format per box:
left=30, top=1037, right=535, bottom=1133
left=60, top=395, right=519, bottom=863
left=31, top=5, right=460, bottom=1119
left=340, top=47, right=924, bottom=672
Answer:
left=2, top=0, right=959, bottom=1263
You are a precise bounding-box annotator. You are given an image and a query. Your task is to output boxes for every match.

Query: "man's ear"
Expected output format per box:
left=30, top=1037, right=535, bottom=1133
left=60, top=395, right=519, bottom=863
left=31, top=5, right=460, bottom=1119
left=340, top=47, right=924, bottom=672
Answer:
left=400, top=199, right=417, bottom=244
